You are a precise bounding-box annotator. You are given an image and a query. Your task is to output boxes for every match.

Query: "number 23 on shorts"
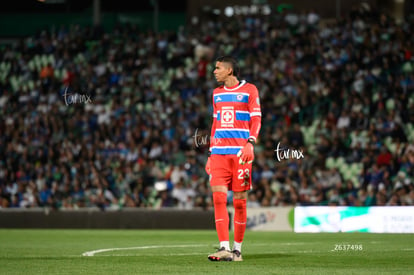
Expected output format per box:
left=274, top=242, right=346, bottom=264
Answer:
left=237, top=168, right=250, bottom=186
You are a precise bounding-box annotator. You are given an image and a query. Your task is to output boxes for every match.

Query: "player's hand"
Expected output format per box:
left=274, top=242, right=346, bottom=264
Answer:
left=205, top=157, right=211, bottom=175
left=237, top=142, right=254, bottom=165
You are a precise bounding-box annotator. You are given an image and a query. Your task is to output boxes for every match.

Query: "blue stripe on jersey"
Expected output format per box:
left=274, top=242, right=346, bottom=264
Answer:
left=236, top=112, right=250, bottom=121
left=214, top=94, right=249, bottom=104
left=211, top=147, right=242, bottom=155
left=214, top=130, right=249, bottom=139
left=217, top=112, right=249, bottom=121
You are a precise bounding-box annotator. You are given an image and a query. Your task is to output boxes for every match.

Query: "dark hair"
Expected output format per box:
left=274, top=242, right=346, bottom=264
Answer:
left=215, top=55, right=239, bottom=76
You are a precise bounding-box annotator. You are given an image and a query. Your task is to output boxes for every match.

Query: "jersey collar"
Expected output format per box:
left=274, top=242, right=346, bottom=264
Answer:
left=224, top=80, right=246, bottom=91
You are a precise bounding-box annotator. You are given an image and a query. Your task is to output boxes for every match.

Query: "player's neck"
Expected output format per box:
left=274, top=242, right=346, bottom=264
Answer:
left=224, top=76, right=239, bottom=89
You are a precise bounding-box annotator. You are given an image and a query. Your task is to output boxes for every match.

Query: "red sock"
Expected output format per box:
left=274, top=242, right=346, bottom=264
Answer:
left=213, top=192, right=229, bottom=242
left=233, top=198, right=247, bottom=243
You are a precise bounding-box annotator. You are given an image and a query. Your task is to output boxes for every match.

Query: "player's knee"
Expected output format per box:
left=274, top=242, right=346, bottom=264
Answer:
left=213, top=192, right=227, bottom=206
left=233, top=198, right=247, bottom=210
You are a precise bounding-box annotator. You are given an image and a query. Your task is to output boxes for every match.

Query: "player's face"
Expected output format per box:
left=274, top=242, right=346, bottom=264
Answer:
left=213, top=61, right=231, bottom=82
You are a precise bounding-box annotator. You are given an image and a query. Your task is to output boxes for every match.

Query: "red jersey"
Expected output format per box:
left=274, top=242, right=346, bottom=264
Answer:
left=209, top=80, right=261, bottom=155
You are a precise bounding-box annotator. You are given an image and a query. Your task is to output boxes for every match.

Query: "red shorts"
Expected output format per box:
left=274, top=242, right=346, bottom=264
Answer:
left=209, top=154, right=252, bottom=192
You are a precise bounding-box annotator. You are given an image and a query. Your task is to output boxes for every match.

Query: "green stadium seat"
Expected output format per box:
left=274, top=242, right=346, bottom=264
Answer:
left=386, top=98, right=395, bottom=111
left=61, top=69, right=67, bottom=81
left=300, top=125, right=307, bottom=134
left=184, top=57, right=192, bottom=67
left=305, top=130, right=316, bottom=145
left=409, top=131, right=414, bottom=142
left=162, top=80, right=170, bottom=91
left=160, top=113, right=167, bottom=121
left=28, top=80, right=34, bottom=90
left=342, top=168, right=353, bottom=180
left=338, top=162, right=348, bottom=174
left=384, top=136, right=392, bottom=147
left=225, top=44, right=234, bottom=55
left=349, top=162, right=363, bottom=176
left=311, top=118, right=321, bottom=129
left=372, top=92, right=379, bottom=102
left=402, top=61, right=413, bottom=73
left=136, top=103, right=143, bottom=112
left=35, top=55, right=42, bottom=71
left=351, top=176, right=360, bottom=188
left=405, top=123, right=413, bottom=136
left=325, top=157, right=336, bottom=169
left=10, top=75, right=19, bottom=92
left=335, top=157, right=345, bottom=166
left=145, top=102, right=153, bottom=112
left=48, top=54, right=55, bottom=65
left=54, top=69, right=60, bottom=79
left=388, top=142, right=397, bottom=154
left=41, top=54, right=48, bottom=67
left=28, top=59, right=35, bottom=71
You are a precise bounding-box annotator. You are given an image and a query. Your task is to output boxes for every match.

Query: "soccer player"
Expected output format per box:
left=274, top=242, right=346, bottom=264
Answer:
left=206, top=56, right=261, bottom=261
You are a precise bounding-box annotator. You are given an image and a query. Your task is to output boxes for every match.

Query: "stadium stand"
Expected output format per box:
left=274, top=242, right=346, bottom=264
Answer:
left=0, top=5, right=413, bottom=210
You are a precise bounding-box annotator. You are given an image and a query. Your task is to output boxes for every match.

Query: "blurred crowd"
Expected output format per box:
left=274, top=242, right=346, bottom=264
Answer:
left=0, top=4, right=414, bottom=210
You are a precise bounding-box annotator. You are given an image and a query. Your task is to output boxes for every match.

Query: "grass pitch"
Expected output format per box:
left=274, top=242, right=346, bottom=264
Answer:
left=0, top=229, right=413, bottom=275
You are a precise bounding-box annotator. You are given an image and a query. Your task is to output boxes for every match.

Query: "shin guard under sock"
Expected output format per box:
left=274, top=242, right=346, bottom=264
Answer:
left=213, top=192, right=229, bottom=243
left=233, top=198, right=247, bottom=243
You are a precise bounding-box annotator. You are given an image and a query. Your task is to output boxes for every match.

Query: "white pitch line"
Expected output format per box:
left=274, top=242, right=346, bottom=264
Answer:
left=95, top=252, right=206, bottom=257
left=82, top=244, right=204, bottom=257
left=249, top=242, right=308, bottom=246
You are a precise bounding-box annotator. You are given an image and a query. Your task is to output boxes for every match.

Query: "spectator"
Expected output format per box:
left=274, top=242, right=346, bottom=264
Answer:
left=247, top=192, right=261, bottom=208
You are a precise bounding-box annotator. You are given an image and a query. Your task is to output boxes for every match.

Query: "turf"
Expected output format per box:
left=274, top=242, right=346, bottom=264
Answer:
left=0, top=229, right=413, bottom=275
